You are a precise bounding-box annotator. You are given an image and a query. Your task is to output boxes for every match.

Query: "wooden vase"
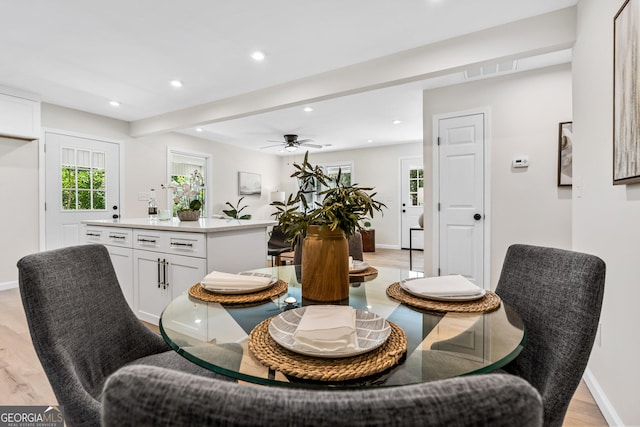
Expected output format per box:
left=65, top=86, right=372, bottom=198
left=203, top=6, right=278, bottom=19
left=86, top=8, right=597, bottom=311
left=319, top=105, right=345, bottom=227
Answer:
left=301, top=225, right=349, bottom=302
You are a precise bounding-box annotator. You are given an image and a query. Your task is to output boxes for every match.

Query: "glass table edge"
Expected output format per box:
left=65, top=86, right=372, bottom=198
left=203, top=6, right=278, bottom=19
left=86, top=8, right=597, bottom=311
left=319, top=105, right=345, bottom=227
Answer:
left=460, top=324, right=527, bottom=377
left=159, top=308, right=527, bottom=389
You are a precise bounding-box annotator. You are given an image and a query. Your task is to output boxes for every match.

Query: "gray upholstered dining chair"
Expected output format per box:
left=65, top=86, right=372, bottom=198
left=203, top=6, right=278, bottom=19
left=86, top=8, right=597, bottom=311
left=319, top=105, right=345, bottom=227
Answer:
left=17, top=244, right=232, bottom=427
left=495, top=244, right=606, bottom=427
left=268, top=225, right=293, bottom=266
left=102, top=365, right=543, bottom=427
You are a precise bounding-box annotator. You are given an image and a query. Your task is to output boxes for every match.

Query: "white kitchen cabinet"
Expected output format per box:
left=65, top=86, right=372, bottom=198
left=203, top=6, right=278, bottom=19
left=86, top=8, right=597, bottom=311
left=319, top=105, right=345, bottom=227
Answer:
left=106, top=246, right=134, bottom=308
left=0, top=91, right=41, bottom=140
left=133, top=249, right=205, bottom=325
left=84, top=226, right=134, bottom=309
left=83, top=217, right=274, bottom=326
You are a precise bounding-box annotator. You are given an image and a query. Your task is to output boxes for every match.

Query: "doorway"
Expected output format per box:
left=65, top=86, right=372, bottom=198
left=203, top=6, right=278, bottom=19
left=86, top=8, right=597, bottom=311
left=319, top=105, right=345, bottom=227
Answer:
left=44, top=130, right=121, bottom=249
left=400, top=157, right=424, bottom=250
left=433, top=110, right=488, bottom=288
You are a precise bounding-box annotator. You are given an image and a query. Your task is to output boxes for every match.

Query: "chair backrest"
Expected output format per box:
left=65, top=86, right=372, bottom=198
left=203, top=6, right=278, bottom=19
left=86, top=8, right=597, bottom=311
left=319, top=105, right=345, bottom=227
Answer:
left=348, top=231, right=364, bottom=261
left=17, top=244, right=168, bottom=427
left=102, top=365, right=543, bottom=427
left=495, top=244, right=606, bottom=427
left=267, top=225, right=291, bottom=250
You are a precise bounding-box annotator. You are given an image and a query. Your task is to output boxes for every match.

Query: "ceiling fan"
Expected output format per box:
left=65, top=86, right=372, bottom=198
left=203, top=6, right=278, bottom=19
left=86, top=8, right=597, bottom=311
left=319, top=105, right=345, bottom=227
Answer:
left=261, top=134, right=325, bottom=152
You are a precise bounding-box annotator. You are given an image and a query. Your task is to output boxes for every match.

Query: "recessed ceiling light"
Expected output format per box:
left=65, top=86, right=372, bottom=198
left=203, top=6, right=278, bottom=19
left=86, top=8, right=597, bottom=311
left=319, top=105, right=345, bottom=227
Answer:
left=170, top=80, right=183, bottom=88
left=109, top=100, right=120, bottom=107
left=303, top=107, right=314, bottom=112
left=195, top=128, right=203, bottom=132
left=367, top=139, right=373, bottom=143
left=251, top=51, right=266, bottom=61
left=392, top=119, right=402, bottom=125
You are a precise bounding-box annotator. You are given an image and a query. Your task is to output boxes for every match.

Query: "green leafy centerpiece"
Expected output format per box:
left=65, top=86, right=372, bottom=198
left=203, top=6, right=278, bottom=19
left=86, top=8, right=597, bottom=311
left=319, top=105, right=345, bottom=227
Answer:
left=271, top=152, right=385, bottom=301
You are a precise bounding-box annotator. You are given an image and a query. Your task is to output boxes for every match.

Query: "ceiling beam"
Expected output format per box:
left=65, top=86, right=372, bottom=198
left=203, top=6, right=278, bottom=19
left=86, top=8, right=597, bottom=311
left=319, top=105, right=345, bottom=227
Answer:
left=130, top=7, right=576, bottom=137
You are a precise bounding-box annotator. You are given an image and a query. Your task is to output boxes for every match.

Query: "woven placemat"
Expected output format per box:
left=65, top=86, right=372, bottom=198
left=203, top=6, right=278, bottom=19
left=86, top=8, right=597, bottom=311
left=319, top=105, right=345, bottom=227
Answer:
left=386, top=282, right=501, bottom=313
left=248, top=319, right=407, bottom=382
left=188, top=280, right=288, bottom=304
left=349, top=266, right=378, bottom=278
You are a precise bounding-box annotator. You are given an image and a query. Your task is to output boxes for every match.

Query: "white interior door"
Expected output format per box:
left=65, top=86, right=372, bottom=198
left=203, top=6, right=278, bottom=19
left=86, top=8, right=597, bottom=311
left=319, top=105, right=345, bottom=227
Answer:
left=45, top=131, right=121, bottom=249
left=437, top=113, right=485, bottom=288
left=400, top=157, right=424, bottom=249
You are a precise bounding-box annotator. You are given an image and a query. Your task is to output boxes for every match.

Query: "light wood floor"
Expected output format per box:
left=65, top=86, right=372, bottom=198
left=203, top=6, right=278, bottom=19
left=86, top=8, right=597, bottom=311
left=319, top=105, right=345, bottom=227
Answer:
left=0, top=248, right=607, bottom=426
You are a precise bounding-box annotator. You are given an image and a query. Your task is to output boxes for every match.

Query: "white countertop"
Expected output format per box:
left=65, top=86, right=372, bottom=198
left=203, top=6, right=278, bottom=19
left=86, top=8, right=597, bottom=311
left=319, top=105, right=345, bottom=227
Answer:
left=82, top=217, right=277, bottom=233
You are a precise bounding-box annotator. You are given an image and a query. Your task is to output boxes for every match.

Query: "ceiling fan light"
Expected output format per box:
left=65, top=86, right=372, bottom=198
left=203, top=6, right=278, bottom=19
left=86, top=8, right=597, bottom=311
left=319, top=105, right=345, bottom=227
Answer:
left=285, top=145, right=298, bottom=152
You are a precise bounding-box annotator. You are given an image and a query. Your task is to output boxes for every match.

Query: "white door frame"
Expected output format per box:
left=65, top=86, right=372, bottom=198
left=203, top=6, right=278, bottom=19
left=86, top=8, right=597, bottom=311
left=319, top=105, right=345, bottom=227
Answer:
left=39, top=127, right=125, bottom=250
left=431, top=107, right=491, bottom=287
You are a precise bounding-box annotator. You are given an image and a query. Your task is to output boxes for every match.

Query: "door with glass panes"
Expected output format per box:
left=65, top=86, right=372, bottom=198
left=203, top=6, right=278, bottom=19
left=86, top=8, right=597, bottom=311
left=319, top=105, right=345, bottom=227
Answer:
left=401, top=157, right=424, bottom=249
left=44, top=130, right=120, bottom=249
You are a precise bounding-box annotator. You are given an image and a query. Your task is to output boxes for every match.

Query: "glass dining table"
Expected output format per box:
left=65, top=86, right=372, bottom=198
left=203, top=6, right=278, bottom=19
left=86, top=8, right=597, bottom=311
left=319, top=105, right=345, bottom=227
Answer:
left=159, top=265, right=525, bottom=388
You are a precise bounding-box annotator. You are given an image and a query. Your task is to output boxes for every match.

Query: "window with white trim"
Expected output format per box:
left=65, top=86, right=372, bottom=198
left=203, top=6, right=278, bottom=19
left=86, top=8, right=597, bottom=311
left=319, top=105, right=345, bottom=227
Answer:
left=167, top=149, right=211, bottom=217
left=60, top=147, right=106, bottom=210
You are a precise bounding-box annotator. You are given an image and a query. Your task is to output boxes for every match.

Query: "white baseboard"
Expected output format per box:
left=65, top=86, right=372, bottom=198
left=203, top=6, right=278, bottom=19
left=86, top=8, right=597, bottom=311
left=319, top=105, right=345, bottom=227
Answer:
left=0, top=281, right=18, bottom=291
left=583, top=368, right=622, bottom=426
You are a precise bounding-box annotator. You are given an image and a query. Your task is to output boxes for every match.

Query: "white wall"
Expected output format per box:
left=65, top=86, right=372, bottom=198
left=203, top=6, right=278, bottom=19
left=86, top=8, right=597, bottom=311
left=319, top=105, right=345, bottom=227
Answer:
left=423, top=64, right=573, bottom=287
left=0, top=104, right=131, bottom=284
left=573, top=0, right=638, bottom=424
left=125, top=133, right=280, bottom=221
left=278, top=143, right=422, bottom=248
left=0, top=137, right=39, bottom=284
left=42, top=104, right=281, bottom=222
left=0, top=104, right=283, bottom=284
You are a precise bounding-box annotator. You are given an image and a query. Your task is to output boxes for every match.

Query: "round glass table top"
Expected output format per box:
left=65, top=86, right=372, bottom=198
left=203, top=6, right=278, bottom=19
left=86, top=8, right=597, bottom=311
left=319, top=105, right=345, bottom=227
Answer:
left=160, top=265, right=525, bottom=388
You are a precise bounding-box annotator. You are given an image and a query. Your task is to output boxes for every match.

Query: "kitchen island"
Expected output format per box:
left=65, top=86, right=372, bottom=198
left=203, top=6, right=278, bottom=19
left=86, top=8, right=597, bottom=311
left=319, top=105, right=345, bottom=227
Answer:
left=82, top=217, right=276, bottom=325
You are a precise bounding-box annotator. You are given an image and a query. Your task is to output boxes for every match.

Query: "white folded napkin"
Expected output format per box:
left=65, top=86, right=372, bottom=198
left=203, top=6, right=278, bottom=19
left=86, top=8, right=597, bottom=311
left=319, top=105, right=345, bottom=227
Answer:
left=403, top=275, right=482, bottom=297
left=293, top=305, right=358, bottom=353
left=200, top=271, right=272, bottom=291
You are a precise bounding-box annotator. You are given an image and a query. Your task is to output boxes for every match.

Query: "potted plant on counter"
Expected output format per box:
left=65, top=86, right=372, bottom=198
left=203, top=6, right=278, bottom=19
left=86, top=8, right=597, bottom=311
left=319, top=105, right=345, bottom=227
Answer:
left=223, top=197, right=252, bottom=220
left=162, top=170, right=204, bottom=221
left=271, top=152, right=385, bottom=301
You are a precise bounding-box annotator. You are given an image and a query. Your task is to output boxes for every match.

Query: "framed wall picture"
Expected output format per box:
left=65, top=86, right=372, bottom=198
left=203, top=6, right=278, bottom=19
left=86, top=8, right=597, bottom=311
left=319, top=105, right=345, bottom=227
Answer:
left=558, top=121, right=573, bottom=187
left=613, top=0, right=640, bottom=184
left=238, top=172, right=261, bottom=195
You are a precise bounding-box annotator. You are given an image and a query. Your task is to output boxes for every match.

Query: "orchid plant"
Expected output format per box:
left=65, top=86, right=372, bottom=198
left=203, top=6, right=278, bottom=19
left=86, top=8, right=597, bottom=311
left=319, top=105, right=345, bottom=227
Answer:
left=161, top=170, right=204, bottom=213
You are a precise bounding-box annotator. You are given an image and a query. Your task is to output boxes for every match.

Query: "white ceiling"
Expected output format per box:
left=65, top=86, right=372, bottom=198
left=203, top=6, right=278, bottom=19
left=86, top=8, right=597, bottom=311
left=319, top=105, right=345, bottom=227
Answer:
left=1, top=0, right=577, bottom=154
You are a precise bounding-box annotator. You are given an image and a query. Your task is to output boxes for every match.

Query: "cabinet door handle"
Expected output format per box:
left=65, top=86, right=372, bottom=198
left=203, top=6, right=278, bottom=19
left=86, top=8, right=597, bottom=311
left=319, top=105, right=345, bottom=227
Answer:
left=138, top=238, right=157, bottom=243
left=109, top=234, right=126, bottom=240
left=171, top=242, right=194, bottom=247
left=163, top=259, right=169, bottom=289
left=86, top=232, right=101, bottom=237
left=157, top=258, right=162, bottom=288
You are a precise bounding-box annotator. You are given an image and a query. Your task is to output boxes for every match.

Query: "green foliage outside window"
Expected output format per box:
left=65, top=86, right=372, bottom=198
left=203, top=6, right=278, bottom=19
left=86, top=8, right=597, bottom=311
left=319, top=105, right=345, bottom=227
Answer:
left=61, top=167, right=105, bottom=210
left=408, top=168, right=424, bottom=207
